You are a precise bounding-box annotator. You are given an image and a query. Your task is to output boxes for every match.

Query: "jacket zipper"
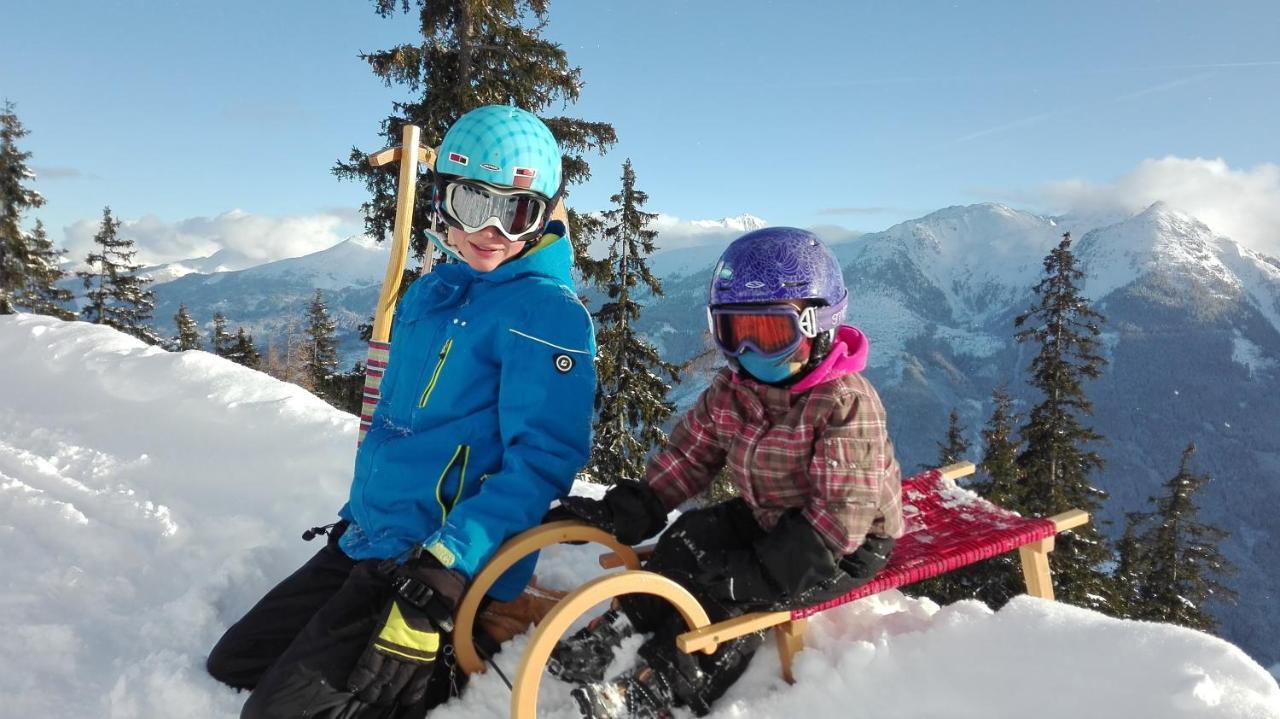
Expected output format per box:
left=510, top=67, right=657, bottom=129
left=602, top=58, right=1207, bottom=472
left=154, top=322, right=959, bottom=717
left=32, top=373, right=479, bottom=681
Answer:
left=418, top=337, right=454, bottom=408
left=434, top=444, right=470, bottom=526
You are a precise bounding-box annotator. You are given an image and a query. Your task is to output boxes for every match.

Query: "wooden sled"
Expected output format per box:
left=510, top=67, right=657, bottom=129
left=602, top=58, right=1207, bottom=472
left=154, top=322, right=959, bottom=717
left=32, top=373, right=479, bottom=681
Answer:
left=451, top=461, right=1089, bottom=718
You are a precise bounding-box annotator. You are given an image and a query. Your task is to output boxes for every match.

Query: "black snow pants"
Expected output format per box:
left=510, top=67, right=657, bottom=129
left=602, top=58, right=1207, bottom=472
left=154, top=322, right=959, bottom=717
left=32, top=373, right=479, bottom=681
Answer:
left=206, top=526, right=466, bottom=719
left=617, top=499, right=891, bottom=716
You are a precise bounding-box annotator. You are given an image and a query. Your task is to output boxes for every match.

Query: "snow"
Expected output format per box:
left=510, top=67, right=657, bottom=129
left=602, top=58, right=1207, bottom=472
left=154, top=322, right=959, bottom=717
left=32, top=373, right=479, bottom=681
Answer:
left=2, top=313, right=1279, bottom=719
left=1077, top=202, right=1243, bottom=304
left=1231, top=330, right=1277, bottom=378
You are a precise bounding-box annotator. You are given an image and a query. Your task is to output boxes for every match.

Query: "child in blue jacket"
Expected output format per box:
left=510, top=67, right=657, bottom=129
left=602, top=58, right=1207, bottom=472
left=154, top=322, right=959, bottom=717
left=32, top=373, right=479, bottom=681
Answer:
left=207, top=105, right=597, bottom=718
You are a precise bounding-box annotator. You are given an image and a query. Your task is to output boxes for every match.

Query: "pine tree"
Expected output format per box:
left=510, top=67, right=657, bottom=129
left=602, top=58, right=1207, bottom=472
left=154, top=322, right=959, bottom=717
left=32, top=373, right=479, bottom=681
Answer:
left=0, top=101, right=45, bottom=315
left=304, top=289, right=340, bottom=396
left=211, top=312, right=235, bottom=357
left=325, top=361, right=369, bottom=416
left=934, top=408, right=971, bottom=468
left=20, top=220, right=75, bottom=319
left=909, top=390, right=1024, bottom=606
left=1014, top=232, right=1115, bottom=611
left=1126, top=443, right=1236, bottom=631
left=587, top=160, right=679, bottom=484
left=1113, top=512, right=1147, bottom=618
left=76, top=207, right=160, bottom=344
left=974, top=385, right=1023, bottom=507
left=170, top=304, right=201, bottom=351
left=331, top=0, right=617, bottom=284
left=226, top=327, right=263, bottom=370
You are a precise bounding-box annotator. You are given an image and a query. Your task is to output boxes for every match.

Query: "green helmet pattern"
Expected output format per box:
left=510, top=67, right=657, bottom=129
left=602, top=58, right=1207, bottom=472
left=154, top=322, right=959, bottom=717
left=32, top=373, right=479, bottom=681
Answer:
left=436, top=105, right=562, bottom=199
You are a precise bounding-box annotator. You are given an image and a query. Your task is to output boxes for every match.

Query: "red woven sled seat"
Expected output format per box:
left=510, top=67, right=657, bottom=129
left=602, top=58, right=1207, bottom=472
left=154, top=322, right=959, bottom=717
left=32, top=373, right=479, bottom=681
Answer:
left=790, top=468, right=1057, bottom=619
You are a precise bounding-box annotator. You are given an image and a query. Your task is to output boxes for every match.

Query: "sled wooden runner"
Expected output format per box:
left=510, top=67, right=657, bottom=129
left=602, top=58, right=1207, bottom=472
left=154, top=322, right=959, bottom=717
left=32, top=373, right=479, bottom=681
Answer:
left=449, top=461, right=1090, bottom=718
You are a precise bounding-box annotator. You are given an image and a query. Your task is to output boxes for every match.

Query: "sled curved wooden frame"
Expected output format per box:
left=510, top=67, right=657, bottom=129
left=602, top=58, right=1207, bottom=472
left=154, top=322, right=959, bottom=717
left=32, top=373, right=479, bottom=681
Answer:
left=451, top=462, right=1090, bottom=718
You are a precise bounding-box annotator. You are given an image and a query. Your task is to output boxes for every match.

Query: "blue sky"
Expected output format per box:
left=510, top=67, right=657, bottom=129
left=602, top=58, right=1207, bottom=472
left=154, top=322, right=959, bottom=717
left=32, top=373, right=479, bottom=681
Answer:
left=3, top=1, right=1279, bottom=264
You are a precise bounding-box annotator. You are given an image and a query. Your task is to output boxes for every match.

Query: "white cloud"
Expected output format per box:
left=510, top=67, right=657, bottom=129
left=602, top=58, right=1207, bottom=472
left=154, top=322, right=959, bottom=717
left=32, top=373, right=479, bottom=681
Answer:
left=1041, top=157, right=1280, bottom=257
left=62, top=209, right=357, bottom=270
left=576, top=212, right=769, bottom=260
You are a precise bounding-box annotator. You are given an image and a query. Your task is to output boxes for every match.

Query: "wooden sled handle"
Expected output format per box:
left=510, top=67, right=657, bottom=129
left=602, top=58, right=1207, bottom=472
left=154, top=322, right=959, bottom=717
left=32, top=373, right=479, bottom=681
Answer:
left=453, top=520, right=641, bottom=675
left=511, top=570, right=712, bottom=719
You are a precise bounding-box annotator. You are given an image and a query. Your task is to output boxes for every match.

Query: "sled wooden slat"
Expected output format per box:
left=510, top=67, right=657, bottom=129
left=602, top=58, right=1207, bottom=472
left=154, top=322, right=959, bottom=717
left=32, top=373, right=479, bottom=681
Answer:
left=676, top=610, right=792, bottom=654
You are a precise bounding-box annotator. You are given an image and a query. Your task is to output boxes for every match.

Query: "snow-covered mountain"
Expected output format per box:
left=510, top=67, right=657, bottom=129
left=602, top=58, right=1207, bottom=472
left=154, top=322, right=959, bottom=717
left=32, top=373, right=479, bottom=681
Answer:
left=136, top=247, right=261, bottom=284
left=149, top=236, right=390, bottom=364
left=2, top=314, right=1278, bottom=718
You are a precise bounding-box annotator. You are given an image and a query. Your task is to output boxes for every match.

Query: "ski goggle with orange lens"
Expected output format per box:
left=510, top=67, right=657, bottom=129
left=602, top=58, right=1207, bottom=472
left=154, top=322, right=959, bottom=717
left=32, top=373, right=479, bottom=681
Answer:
left=439, top=179, right=550, bottom=242
left=709, top=304, right=828, bottom=359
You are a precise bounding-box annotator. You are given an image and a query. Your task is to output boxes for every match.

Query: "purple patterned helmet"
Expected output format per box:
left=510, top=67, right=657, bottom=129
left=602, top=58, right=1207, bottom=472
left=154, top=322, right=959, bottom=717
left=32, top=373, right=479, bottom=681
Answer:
left=709, top=227, right=848, bottom=323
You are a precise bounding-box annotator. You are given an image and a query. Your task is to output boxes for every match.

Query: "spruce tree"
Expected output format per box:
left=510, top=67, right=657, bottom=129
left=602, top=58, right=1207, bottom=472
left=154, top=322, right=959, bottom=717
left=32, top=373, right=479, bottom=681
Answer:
left=172, top=304, right=201, bottom=351
left=325, top=361, right=369, bottom=416
left=76, top=207, right=160, bottom=344
left=331, top=0, right=616, bottom=283
left=1127, top=443, right=1236, bottom=631
left=934, top=408, right=971, bottom=468
left=973, top=385, right=1023, bottom=507
left=20, top=220, right=75, bottom=319
left=304, top=289, right=340, bottom=395
left=1014, top=232, right=1115, bottom=611
left=910, top=390, right=1024, bottom=606
left=0, top=101, right=45, bottom=315
left=226, top=327, right=263, bottom=370
left=211, top=312, right=235, bottom=357
left=587, top=160, right=679, bottom=484
left=1113, top=513, right=1147, bottom=619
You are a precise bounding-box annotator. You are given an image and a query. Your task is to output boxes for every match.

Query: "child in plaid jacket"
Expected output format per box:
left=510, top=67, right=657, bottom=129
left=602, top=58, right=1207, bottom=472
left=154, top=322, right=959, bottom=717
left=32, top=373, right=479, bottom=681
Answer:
left=551, top=227, right=903, bottom=718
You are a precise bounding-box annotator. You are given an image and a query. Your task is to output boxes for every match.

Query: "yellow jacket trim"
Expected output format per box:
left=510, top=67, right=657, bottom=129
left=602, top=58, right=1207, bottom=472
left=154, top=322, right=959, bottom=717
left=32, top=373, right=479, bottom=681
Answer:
left=418, top=337, right=454, bottom=408
left=434, top=444, right=469, bottom=526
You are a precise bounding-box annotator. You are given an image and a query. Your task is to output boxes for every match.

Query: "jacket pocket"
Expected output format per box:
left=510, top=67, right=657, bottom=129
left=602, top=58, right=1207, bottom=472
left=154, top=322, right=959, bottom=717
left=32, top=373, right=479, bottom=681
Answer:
left=418, top=338, right=454, bottom=408
left=433, top=444, right=470, bottom=525
left=811, top=437, right=883, bottom=506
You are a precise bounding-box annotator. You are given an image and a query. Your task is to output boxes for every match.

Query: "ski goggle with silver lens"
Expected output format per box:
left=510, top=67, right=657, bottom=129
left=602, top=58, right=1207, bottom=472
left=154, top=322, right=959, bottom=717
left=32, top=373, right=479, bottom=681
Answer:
left=439, top=179, right=550, bottom=242
left=709, top=302, right=844, bottom=359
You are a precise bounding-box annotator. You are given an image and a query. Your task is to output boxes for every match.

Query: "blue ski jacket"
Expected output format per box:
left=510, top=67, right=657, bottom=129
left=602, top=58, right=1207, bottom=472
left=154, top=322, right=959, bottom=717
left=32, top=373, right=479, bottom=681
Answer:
left=338, top=222, right=596, bottom=601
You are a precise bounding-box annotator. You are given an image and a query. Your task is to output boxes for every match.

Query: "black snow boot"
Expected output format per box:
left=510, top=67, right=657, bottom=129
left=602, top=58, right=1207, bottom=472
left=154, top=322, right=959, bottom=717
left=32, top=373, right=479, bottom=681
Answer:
left=549, top=608, right=635, bottom=684
left=570, top=661, right=675, bottom=719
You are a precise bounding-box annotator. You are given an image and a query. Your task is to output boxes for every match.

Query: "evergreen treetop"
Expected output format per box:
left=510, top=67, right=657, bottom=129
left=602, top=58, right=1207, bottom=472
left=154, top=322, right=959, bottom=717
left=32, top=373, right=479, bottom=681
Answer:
left=1125, top=443, right=1237, bottom=631
left=975, top=384, right=1023, bottom=507
left=76, top=207, right=160, bottom=344
left=1014, top=231, right=1115, bottom=611
left=332, top=0, right=617, bottom=284
left=0, top=101, right=46, bottom=315
left=227, top=327, right=263, bottom=370
left=172, top=304, right=202, bottom=351
left=304, top=289, right=340, bottom=394
left=934, top=408, right=971, bottom=469
left=21, top=220, right=75, bottom=320
left=211, top=313, right=235, bottom=358
left=588, top=159, right=678, bottom=484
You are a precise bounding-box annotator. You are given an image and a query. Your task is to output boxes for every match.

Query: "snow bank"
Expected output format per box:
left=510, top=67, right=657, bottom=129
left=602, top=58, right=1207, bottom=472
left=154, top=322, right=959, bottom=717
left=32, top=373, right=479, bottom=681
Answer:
left=2, top=314, right=1278, bottom=719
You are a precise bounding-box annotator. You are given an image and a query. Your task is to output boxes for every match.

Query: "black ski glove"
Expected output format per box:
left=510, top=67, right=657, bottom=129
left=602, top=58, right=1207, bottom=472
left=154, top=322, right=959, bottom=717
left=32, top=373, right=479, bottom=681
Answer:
left=347, top=552, right=467, bottom=706
left=543, top=481, right=669, bottom=545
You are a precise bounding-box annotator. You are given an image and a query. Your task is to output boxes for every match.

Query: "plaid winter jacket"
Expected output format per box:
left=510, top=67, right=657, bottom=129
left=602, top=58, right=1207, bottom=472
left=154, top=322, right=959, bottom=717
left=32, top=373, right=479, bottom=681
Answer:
left=646, top=366, right=904, bottom=555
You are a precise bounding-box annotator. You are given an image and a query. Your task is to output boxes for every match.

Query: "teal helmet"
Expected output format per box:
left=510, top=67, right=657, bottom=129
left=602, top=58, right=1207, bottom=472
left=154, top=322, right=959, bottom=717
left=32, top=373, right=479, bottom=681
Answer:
left=435, top=105, right=562, bottom=199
